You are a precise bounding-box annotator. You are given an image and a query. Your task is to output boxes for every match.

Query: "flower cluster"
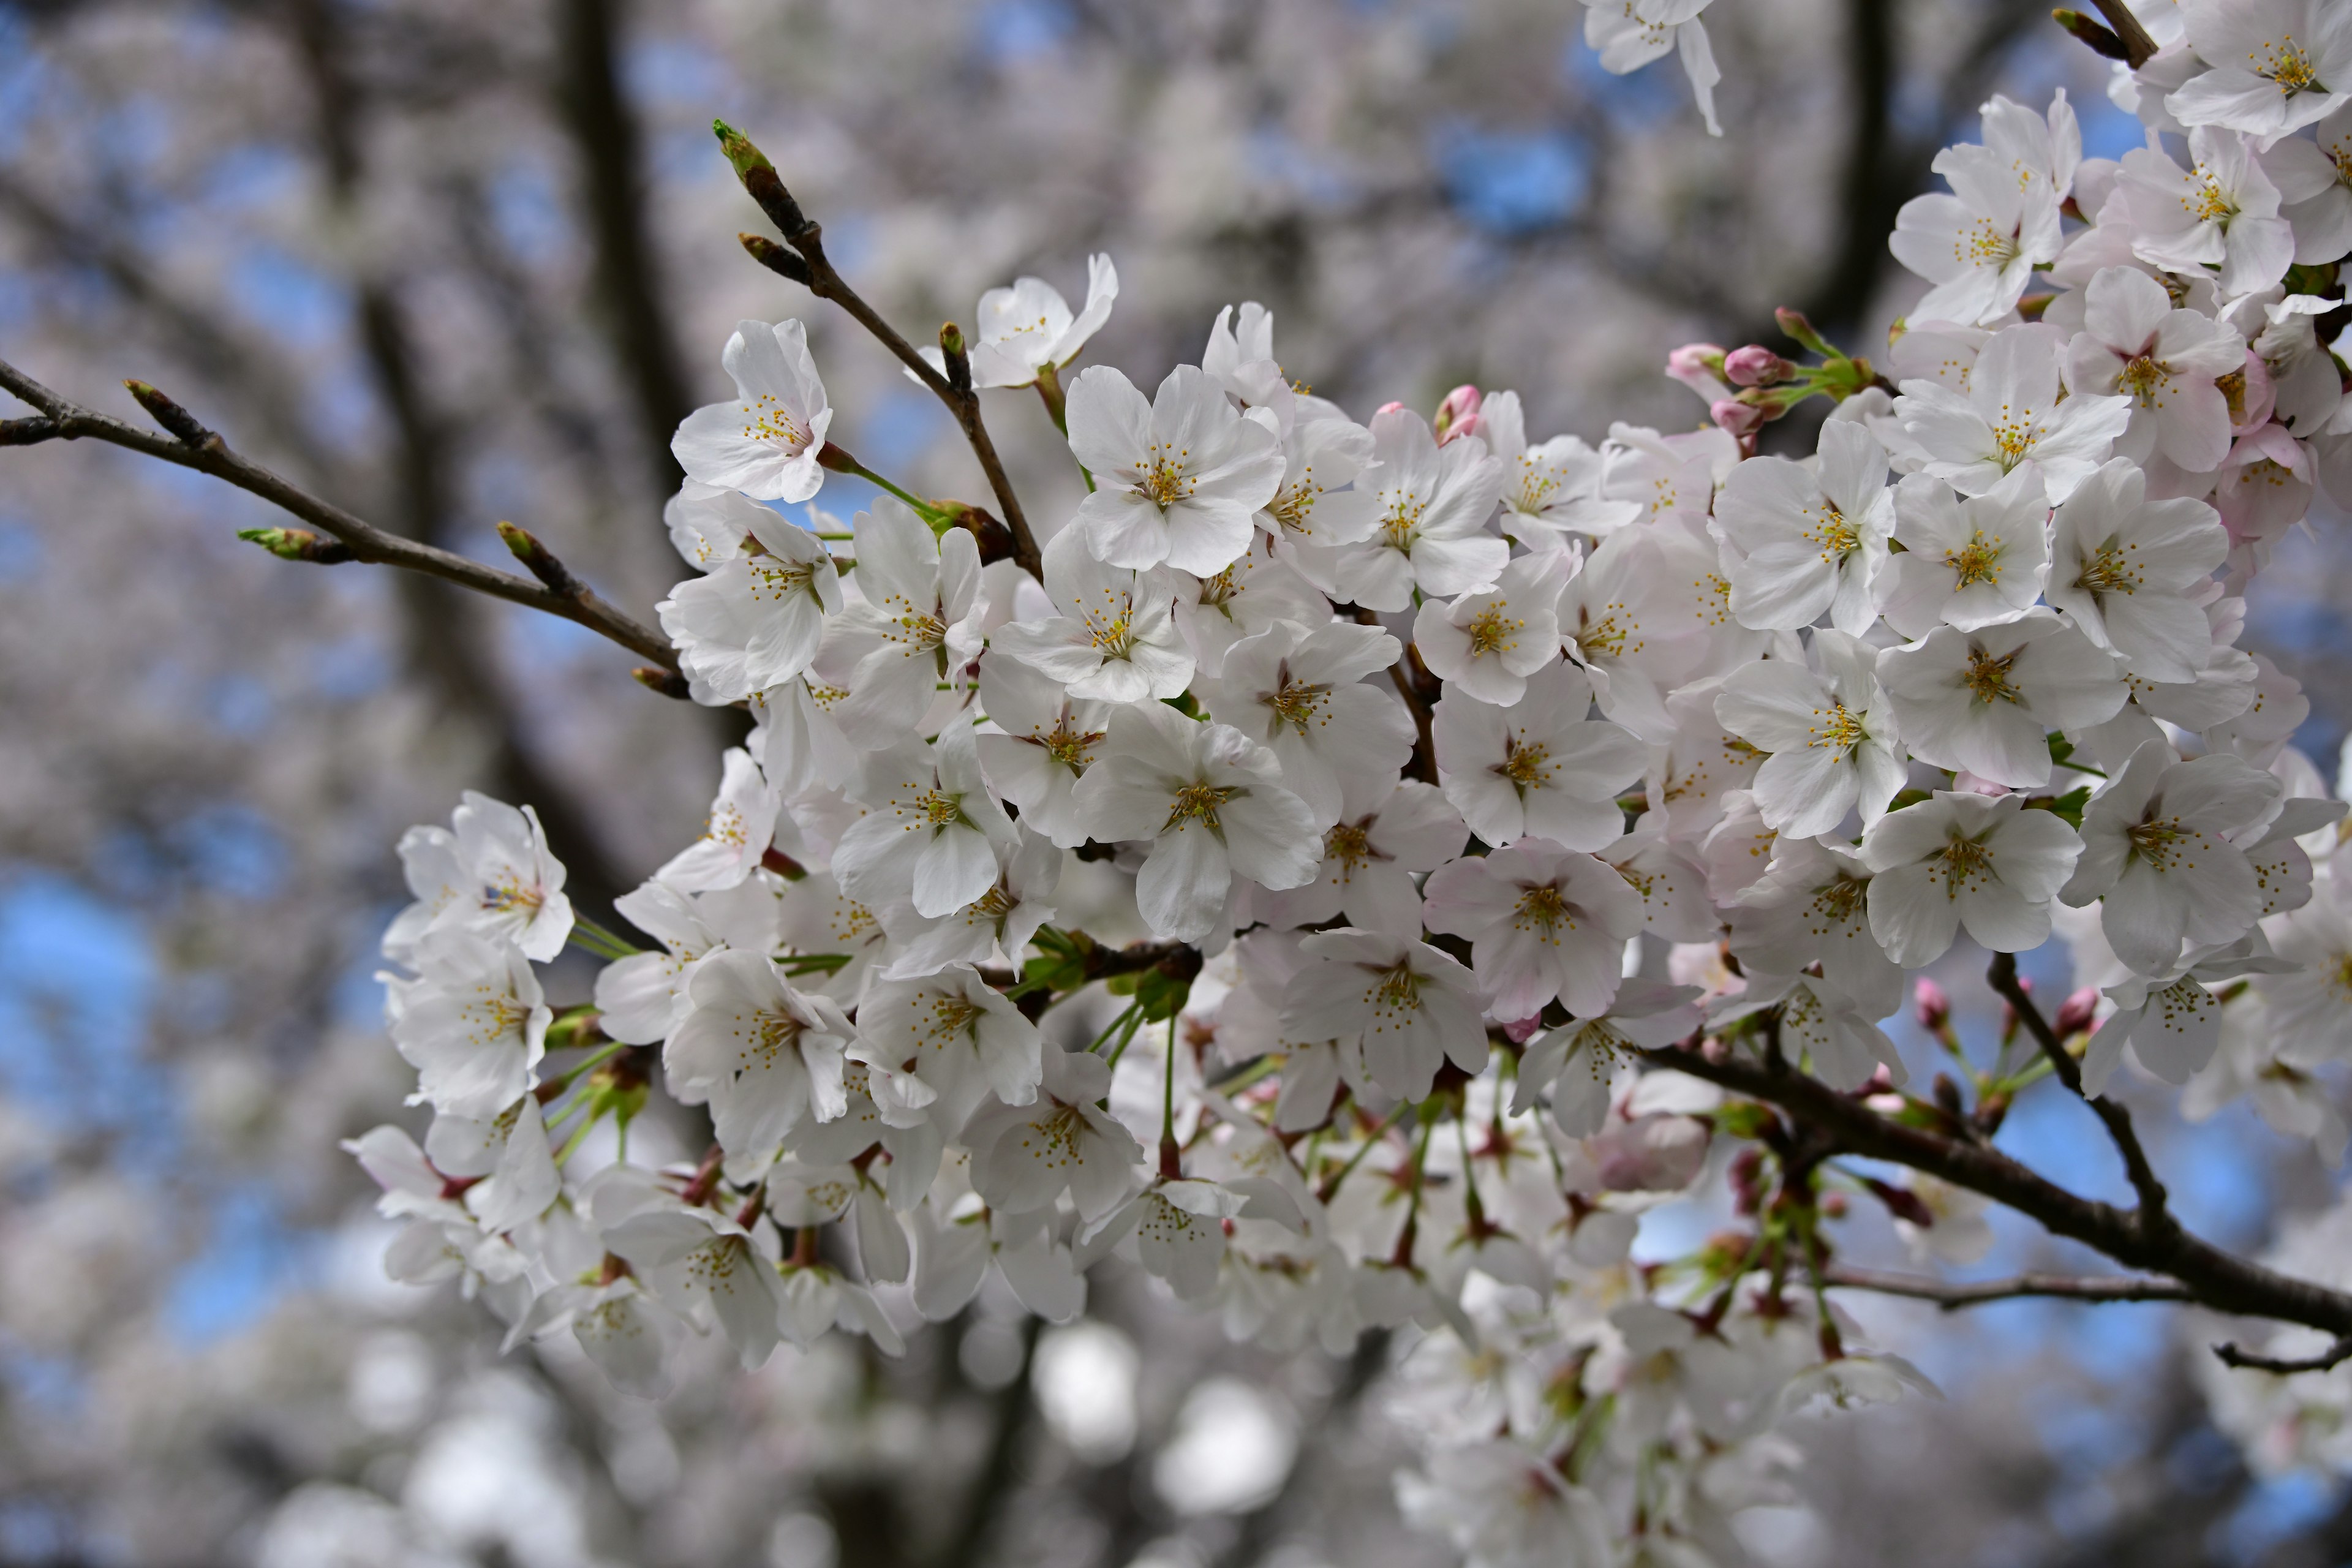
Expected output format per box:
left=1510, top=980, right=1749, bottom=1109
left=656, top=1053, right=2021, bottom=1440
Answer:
left=349, top=12, right=2352, bottom=1558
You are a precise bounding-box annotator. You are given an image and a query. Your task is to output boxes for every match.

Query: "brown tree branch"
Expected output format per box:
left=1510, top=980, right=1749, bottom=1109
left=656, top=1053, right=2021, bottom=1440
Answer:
left=1823, top=1264, right=2193, bottom=1310
left=1632, top=1040, right=2352, bottom=1339
left=0, top=358, right=677, bottom=669
left=2211, top=1335, right=2352, bottom=1375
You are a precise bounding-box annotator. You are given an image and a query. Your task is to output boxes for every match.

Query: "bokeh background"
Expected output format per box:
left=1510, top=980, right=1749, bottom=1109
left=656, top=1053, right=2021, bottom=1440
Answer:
left=7, top=1, right=2352, bottom=1564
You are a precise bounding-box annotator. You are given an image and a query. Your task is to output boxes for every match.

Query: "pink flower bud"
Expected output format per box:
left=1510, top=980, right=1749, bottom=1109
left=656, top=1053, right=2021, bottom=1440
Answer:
left=1913, top=978, right=1950, bottom=1032
left=1502, top=1013, right=1545, bottom=1044
left=1709, top=398, right=1764, bottom=439
left=2053, top=987, right=2100, bottom=1038
left=1434, top=383, right=1483, bottom=445
left=1723, top=345, right=1795, bottom=387
left=1374, top=400, right=1406, bottom=417
left=1665, top=342, right=1727, bottom=397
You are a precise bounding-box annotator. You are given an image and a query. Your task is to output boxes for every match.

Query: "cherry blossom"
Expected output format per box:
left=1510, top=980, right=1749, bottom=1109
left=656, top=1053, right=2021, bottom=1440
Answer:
left=670, top=318, right=832, bottom=502
left=1065, top=363, right=1286, bottom=575
left=1858, top=790, right=2085, bottom=966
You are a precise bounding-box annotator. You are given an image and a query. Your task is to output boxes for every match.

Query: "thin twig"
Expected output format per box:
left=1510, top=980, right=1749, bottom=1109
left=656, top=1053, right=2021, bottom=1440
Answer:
left=1823, top=1263, right=2192, bottom=1310
left=2212, top=1335, right=2352, bottom=1374
left=0, top=357, right=679, bottom=673
left=1988, top=951, right=2174, bottom=1237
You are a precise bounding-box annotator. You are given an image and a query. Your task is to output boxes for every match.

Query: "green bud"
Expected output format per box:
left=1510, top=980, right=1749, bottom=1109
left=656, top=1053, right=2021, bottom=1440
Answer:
left=712, top=119, right=773, bottom=183
left=237, top=526, right=353, bottom=565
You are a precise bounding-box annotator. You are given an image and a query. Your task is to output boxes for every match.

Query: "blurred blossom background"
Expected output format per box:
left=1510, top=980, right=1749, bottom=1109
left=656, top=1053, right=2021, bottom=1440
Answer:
left=6, top=1, right=2352, bottom=1564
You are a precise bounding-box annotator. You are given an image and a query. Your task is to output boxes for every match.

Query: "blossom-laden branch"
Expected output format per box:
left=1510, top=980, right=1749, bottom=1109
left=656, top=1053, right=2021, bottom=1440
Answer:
left=718, top=123, right=1044, bottom=582
left=0, top=356, right=681, bottom=674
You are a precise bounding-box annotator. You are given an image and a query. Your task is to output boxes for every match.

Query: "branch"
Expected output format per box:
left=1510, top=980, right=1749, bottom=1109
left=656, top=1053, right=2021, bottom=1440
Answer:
left=2212, top=1335, right=2352, bottom=1374
left=718, top=127, right=1043, bottom=581
left=1634, top=1040, right=2352, bottom=1338
left=1987, top=950, right=2174, bottom=1237
left=0, top=358, right=678, bottom=672
left=1823, top=1263, right=2193, bottom=1310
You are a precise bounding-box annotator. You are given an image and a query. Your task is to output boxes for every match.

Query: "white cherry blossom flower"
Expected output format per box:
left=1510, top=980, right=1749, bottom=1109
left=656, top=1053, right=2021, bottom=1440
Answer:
left=1715, top=972, right=1906, bottom=1090
left=657, top=501, right=843, bottom=701
left=663, top=478, right=756, bottom=570
left=1893, top=322, right=2132, bottom=504
left=1728, top=836, right=1904, bottom=1018
left=989, top=524, right=1193, bottom=703
left=1282, top=929, right=1489, bottom=1102
left=1877, top=467, right=2050, bottom=638
left=2044, top=457, right=2232, bottom=682
left=1711, top=419, right=1892, bottom=635
left=965, top=1047, right=1144, bottom=1223
left=1581, top=0, right=1722, bottom=137
left=1513, top=980, right=1703, bottom=1136
left=1420, top=842, right=1646, bottom=1020
left=1249, top=778, right=1470, bottom=940
left=1412, top=551, right=1570, bottom=706
left=834, top=725, right=1019, bottom=920
left=973, top=654, right=1112, bottom=850
left=602, top=1205, right=783, bottom=1370
left=1196, top=617, right=1414, bottom=827
left=1315, top=407, right=1506, bottom=611
left=1065, top=363, right=1286, bottom=575
left=593, top=881, right=725, bottom=1045
left=876, top=826, right=1061, bottom=979
left=1713, top=630, right=1905, bottom=838
left=1480, top=390, right=1639, bottom=548
left=1859, top=790, right=2085, bottom=967
left=2264, top=102, right=2352, bottom=261
left=1877, top=610, right=2128, bottom=789
left=964, top=255, right=1118, bottom=388
left=2116, top=126, right=2295, bottom=296
left=385, top=791, right=573, bottom=964
left=2062, top=266, right=2245, bottom=471
left=850, top=962, right=1044, bottom=1135
left=2166, top=0, right=2352, bottom=140
left=670, top=318, right=832, bottom=502
left=2084, top=937, right=2296, bottom=1093
left=1556, top=514, right=1723, bottom=741
left=1891, top=141, right=2064, bottom=326
left=665, top=949, right=857, bottom=1155
left=383, top=928, right=551, bottom=1121
left=1169, top=532, right=1329, bottom=677
left=1071, top=699, right=1321, bottom=941
left=653, top=747, right=778, bottom=893
left=2062, top=739, right=2284, bottom=973
left=813, top=499, right=983, bottom=748
left=1431, top=662, right=1648, bottom=850
left=1261, top=405, right=1380, bottom=546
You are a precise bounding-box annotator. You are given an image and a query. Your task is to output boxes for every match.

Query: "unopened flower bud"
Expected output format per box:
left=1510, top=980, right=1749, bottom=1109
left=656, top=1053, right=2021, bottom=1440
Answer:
left=1375, top=400, right=1406, bottom=417
left=1913, top=978, right=1950, bottom=1032
left=1434, top=383, right=1483, bottom=445
left=1722, top=345, right=1795, bottom=387
left=1709, top=399, right=1764, bottom=439
left=1866, top=1178, right=1933, bottom=1229
left=1665, top=342, right=1727, bottom=396
left=2053, top=987, right=2100, bottom=1038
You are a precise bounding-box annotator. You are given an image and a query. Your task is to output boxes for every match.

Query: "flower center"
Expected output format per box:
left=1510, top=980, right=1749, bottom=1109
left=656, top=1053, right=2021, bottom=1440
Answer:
left=2189, top=167, right=2237, bottom=226
left=1493, top=736, right=1555, bottom=793
left=2125, top=814, right=2191, bottom=872
left=919, top=790, right=967, bottom=828
left=481, top=873, right=543, bottom=914
left=1943, top=530, right=2003, bottom=587
left=1806, top=501, right=1861, bottom=560
left=741, top=393, right=811, bottom=451
left=1576, top=603, right=1639, bottom=660
left=1080, top=592, right=1136, bottom=657
left=1963, top=647, right=2022, bottom=705
left=1379, top=499, right=1427, bottom=552
left=1165, top=781, right=1238, bottom=832
left=1806, top=700, right=1868, bottom=759
left=1141, top=443, right=1196, bottom=507
left=2258, top=36, right=2320, bottom=94
left=1932, top=835, right=1996, bottom=899
left=1965, top=218, right=2022, bottom=267
left=1269, top=478, right=1319, bottom=534
left=1370, top=960, right=1423, bottom=1012
left=1466, top=601, right=1525, bottom=658
left=1808, top=873, right=1868, bottom=926
left=748, top=1010, right=806, bottom=1067
left=1325, top=821, right=1374, bottom=872
left=1262, top=670, right=1332, bottom=734
left=2075, top=540, right=2143, bottom=598
left=1040, top=719, right=1106, bottom=771
left=924, top=995, right=985, bottom=1041
left=1514, top=884, right=1574, bottom=929
left=750, top=558, right=818, bottom=600
left=1989, top=410, right=2038, bottom=466
left=2119, top=353, right=2169, bottom=405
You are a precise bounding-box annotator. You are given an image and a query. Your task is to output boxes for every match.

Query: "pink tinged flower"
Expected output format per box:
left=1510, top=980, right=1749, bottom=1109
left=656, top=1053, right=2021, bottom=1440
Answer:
left=2115, top=126, right=2295, bottom=298
left=1858, top=790, right=2085, bottom=967
left=1281, top=928, right=1488, bottom=1102
left=670, top=318, right=833, bottom=502
left=1723, top=345, right=1795, bottom=386
left=385, top=791, right=574, bottom=965
left=603, top=1206, right=784, bottom=1370
left=1411, top=551, right=1569, bottom=707
left=813, top=499, right=984, bottom=749
left=1317, top=407, right=1507, bottom=611
left=664, top=949, right=855, bottom=1156
left=1196, top=617, right=1413, bottom=827
left=1713, top=420, right=1893, bottom=635
left=1665, top=342, right=1728, bottom=396
left=1877, top=609, right=2128, bottom=789
left=1728, top=836, right=1904, bottom=1019
left=965, top=1047, right=1144, bottom=1223
left=2060, top=739, right=2283, bottom=974
left=1420, top=842, right=1648, bottom=1021
left=1709, top=398, right=1763, bottom=439
left=1070, top=699, right=1321, bottom=942
left=1893, top=322, right=2132, bottom=504
left=988, top=524, right=1194, bottom=703
left=1512, top=979, right=1703, bottom=1136
left=1065, top=363, right=1286, bottom=576
left=2061, top=266, right=2245, bottom=472
left=2043, top=456, right=2231, bottom=683
left=850, top=962, right=1044, bottom=1137
left=1248, top=778, right=1470, bottom=941
left=835, top=726, right=1018, bottom=920
left=964, top=254, right=1118, bottom=388
left=1431, top=662, right=1648, bottom=850
left=1890, top=140, right=2064, bottom=326
left=383, top=927, right=551, bottom=1121
left=973, top=654, right=1114, bottom=850
left=1713, top=630, right=1907, bottom=839
left=2215, top=422, right=2316, bottom=571
left=657, top=501, right=843, bottom=701
left=1877, top=467, right=2050, bottom=639
left=654, top=746, right=780, bottom=894
left=2166, top=0, right=2352, bottom=140
left=1555, top=511, right=1721, bottom=741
